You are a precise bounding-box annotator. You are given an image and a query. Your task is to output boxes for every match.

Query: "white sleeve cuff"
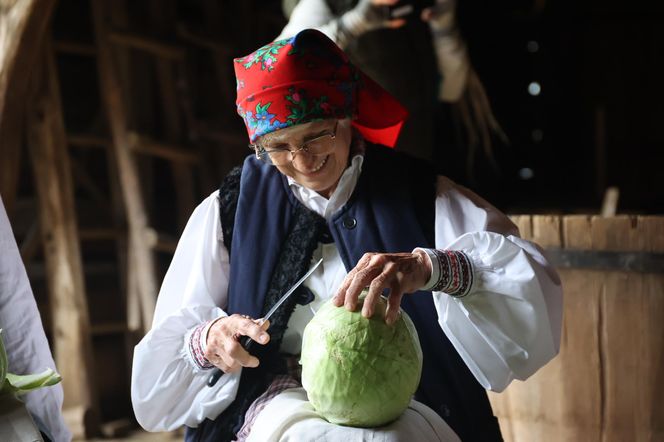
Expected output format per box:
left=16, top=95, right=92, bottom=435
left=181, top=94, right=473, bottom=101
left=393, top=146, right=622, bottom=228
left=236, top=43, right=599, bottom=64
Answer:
left=413, top=247, right=441, bottom=291
left=183, top=321, right=215, bottom=371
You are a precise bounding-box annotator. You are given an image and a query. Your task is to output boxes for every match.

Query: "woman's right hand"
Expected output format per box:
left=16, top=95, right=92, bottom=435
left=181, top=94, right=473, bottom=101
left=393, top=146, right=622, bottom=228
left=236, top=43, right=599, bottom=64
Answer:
left=340, top=0, right=405, bottom=38
left=204, top=315, right=271, bottom=374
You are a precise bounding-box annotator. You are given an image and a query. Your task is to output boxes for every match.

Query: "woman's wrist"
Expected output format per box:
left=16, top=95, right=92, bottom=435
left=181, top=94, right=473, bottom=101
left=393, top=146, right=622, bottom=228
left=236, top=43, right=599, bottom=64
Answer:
left=412, top=248, right=435, bottom=289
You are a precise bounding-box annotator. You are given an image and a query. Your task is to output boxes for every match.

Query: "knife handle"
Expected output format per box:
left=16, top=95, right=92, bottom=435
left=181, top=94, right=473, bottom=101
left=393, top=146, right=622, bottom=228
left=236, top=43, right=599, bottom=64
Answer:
left=207, top=335, right=254, bottom=387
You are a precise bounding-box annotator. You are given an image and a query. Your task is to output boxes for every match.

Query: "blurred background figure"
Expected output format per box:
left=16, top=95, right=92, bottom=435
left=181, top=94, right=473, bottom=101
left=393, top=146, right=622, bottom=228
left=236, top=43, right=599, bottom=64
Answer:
left=0, top=196, right=71, bottom=442
left=278, top=0, right=507, bottom=187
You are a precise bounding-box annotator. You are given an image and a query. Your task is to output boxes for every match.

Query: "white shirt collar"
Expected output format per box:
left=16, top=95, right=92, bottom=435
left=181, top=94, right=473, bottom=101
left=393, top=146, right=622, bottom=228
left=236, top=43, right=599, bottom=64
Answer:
left=286, top=154, right=364, bottom=220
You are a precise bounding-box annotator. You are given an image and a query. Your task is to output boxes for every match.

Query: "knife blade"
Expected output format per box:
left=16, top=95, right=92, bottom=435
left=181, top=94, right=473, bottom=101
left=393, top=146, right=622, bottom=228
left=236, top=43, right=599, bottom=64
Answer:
left=207, top=258, right=323, bottom=387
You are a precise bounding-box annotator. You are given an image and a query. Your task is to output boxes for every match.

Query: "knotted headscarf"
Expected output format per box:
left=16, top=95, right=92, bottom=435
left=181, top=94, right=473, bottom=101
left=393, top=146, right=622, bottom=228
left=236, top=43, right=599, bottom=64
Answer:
left=234, top=29, right=408, bottom=147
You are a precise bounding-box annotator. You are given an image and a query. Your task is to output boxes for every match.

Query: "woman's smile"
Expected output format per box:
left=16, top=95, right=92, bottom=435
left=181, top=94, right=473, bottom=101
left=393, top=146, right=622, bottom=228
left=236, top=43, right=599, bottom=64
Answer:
left=298, top=155, right=329, bottom=175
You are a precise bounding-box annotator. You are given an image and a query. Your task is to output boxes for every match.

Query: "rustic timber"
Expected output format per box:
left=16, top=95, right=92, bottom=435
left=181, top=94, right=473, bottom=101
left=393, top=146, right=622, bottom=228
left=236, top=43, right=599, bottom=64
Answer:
left=78, top=227, right=119, bottom=241
left=0, top=0, right=56, bottom=216
left=69, top=158, right=114, bottom=216
left=92, top=0, right=158, bottom=333
left=90, top=322, right=129, bottom=337
left=544, top=247, right=664, bottom=273
left=26, top=38, right=99, bottom=438
left=52, top=40, right=96, bottom=56
left=600, top=186, right=619, bottom=217
left=18, top=218, right=41, bottom=262
left=144, top=228, right=178, bottom=253
left=195, top=124, right=247, bottom=146
left=105, top=1, right=141, bottom=337
left=176, top=23, right=230, bottom=53
left=489, top=215, right=664, bottom=442
left=68, top=133, right=111, bottom=148
left=26, top=262, right=117, bottom=279
left=150, top=0, right=197, bottom=230
left=128, top=132, right=199, bottom=164
left=107, top=29, right=185, bottom=60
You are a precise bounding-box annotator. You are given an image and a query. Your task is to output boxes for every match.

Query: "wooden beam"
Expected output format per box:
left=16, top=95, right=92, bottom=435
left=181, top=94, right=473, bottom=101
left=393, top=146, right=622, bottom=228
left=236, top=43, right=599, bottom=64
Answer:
left=68, top=133, right=110, bottom=148
left=104, top=1, right=137, bottom=343
left=26, top=38, right=99, bottom=439
left=26, top=262, right=117, bottom=279
left=19, top=218, right=41, bottom=262
left=107, top=30, right=185, bottom=61
left=601, top=186, right=620, bottom=217
left=69, top=155, right=114, bottom=214
left=195, top=123, right=247, bottom=146
left=79, top=227, right=119, bottom=241
left=150, top=0, right=197, bottom=230
left=144, top=228, right=178, bottom=253
left=52, top=40, right=96, bottom=56
left=0, top=0, right=57, bottom=216
left=90, top=321, right=128, bottom=336
left=176, top=23, right=230, bottom=54
left=128, top=132, right=199, bottom=164
left=92, top=0, right=158, bottom=333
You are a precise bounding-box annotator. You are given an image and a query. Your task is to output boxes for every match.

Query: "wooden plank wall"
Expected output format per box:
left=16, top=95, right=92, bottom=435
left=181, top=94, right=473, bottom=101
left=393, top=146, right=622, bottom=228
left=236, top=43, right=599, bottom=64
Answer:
left=488, top=215, right=664, bottom=442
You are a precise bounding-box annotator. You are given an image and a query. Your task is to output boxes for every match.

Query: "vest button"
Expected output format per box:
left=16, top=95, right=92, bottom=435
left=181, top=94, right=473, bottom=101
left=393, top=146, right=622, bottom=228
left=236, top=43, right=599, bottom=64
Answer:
left=342, top=217, right=357, bottom=230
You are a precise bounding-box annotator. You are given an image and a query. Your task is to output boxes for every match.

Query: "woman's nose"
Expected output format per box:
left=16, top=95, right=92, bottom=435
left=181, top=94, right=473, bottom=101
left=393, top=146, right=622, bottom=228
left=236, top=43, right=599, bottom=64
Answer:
left=292, top=149, right=317, bottom=168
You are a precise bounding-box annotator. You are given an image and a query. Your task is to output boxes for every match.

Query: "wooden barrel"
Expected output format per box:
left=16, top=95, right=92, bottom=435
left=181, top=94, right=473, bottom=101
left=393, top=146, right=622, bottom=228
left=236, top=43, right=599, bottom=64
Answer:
left=488, top=215, right=664, bottom=442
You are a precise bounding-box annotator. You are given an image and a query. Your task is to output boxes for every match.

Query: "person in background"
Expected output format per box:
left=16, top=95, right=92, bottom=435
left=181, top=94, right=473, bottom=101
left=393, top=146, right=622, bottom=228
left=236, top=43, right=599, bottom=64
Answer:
left=278, top=0, right=507, bottom=183
left=0, top=196, right=71, bottom=442
left=131, top=29, right=562, bottom=442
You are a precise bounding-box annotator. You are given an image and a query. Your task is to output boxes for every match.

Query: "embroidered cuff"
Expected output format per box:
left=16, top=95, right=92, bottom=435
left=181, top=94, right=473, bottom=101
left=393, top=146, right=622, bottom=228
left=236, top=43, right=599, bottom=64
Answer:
left=186, top=321, right=214, bottom=370
left=417, top=248, right=474, bottom=298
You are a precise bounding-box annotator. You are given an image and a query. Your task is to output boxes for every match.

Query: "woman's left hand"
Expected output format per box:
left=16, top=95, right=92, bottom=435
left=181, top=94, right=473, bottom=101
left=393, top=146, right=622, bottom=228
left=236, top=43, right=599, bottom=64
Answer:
left=332, top=250, right=432, bottom=325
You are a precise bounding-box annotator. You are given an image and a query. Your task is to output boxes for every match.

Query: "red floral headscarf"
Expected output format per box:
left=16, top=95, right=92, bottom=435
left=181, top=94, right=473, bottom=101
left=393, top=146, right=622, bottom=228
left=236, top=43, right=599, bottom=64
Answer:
left=234, top=29, right=408, bottom=147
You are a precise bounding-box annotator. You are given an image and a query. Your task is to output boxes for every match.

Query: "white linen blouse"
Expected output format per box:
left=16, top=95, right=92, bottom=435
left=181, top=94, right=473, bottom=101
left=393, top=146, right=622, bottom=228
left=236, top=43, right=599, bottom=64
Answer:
left=131, top=154, right=562, bottom=432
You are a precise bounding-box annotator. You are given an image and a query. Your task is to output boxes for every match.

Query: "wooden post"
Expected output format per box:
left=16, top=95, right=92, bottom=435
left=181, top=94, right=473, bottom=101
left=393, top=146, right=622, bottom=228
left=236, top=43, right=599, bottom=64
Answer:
left=0, top=0, right=56, bottom=216
left=92, top=0, right=158, bottom=333
left=25, top=38, right=99, bottom=439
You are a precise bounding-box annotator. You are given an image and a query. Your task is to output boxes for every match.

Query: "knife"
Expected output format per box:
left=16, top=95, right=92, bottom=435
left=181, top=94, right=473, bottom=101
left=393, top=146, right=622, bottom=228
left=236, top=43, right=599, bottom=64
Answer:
left=206, top=258, right=323, bottom=387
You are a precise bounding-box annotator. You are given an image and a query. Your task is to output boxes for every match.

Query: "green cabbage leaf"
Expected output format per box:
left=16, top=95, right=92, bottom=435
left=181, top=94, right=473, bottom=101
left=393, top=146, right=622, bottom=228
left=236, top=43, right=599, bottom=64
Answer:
left=0, top=329, right=62, bottom=397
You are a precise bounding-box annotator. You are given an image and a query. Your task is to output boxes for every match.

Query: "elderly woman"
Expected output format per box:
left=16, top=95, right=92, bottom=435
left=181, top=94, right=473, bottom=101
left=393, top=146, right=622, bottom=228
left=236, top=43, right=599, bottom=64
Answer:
left=131, top=29, right=562, bottom=442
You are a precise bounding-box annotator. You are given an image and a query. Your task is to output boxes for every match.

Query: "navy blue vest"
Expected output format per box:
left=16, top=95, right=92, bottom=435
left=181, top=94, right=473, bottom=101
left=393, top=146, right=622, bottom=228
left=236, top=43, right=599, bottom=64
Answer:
left=190, top=145, right=502, bottom=441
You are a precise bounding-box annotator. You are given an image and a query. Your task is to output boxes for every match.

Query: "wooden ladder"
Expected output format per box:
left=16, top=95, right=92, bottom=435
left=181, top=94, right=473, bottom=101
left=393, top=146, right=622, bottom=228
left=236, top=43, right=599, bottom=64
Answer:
left=91, top=0, right=200, bottom=336
left=21, top=0, right=205, bottom=437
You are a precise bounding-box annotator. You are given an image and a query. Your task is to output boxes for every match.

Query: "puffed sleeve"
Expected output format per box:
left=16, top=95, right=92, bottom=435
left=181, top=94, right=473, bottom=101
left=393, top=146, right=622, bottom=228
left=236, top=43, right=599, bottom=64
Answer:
left=431, top=177, right=562, bottom=392
left=131, top=191, right=241, bottom=431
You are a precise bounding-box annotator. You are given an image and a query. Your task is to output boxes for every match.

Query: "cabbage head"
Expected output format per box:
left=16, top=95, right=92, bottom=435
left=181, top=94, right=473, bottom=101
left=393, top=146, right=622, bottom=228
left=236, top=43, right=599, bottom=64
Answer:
left=301, top=293, right=422, bottom=427
left=1, top=329, right=61, bottom=397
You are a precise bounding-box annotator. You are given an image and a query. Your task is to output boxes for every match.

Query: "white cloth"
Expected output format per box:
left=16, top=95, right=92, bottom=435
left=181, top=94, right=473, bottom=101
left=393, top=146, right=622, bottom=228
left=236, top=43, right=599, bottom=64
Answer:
left=0, top=196, right=71, bottom=442
left=131, top=155, right=562, bottom=432
left=246, top=388, right=461, bottom=442
left=276, top=0, right=470, bottom=101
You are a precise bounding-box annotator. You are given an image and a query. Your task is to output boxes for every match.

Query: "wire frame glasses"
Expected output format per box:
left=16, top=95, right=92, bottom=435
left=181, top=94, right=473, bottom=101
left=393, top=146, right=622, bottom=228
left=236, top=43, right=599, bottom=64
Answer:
left=249, top=120, right=338, bottom=166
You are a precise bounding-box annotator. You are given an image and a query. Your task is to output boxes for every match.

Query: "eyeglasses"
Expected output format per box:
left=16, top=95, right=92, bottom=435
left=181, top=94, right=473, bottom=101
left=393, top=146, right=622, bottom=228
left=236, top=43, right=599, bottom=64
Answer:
left=250, top=121, right=338, bottom=166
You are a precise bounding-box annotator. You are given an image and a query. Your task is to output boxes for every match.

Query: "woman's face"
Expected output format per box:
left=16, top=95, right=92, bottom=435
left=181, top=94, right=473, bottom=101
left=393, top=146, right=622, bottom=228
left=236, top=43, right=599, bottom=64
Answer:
left=257, top=118, right=352, bottom=198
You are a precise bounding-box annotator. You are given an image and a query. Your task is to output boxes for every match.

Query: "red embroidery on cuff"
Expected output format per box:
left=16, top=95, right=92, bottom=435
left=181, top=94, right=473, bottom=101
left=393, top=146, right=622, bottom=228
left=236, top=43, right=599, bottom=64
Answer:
left=189, top=321, right=214, bottom=370
left=430, top=250, right=474, bottom=298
